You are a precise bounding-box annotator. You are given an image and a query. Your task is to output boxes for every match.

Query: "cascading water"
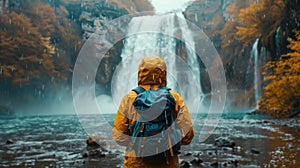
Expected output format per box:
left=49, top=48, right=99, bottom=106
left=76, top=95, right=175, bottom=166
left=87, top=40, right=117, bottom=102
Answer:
left=116, top=14, right=177, bottom=90
left=177, top=13, right=203, bottom=94
left=111, top=13, right=203, bottom=112
left=275, top=26, right=281, bottom=57
left=251, top=39, right=261, bottom=109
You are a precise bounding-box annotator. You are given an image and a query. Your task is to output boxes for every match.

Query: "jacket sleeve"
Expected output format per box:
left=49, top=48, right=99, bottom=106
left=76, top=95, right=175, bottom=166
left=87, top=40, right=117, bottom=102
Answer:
left=171, top=91, right=195, bottom=145
left=112, top=95, right=131, bottom=147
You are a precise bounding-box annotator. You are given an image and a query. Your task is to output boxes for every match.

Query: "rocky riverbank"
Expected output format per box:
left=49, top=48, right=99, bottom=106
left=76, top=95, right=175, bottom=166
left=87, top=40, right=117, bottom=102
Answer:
left=80, top=117, right=300, bottom=167
left=1, top=115, right=299, bottom=167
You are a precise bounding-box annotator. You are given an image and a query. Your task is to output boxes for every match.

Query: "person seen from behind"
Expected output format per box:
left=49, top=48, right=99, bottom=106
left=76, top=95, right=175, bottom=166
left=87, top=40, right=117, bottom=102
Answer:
left=112, top=56, right=194, bottom=168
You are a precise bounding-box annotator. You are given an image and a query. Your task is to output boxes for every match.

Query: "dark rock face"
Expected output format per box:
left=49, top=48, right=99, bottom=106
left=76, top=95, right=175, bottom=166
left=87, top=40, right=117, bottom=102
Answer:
left=72, top=2, right=128, bottom=93
left=214, top=137, right=236, bottom=148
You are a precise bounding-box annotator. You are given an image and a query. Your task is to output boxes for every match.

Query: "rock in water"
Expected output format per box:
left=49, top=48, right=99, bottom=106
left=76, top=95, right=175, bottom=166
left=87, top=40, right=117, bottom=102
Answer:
left=180, top=160, right=191, bottom=168
left=214, top=137, right=236, bottom=148
left=6, top=139, right=14, bottom=144
left=250, top=148, right=260, bottom=154
left=210, top=162, right=218, bottom=167
left=191, top=157, right=203, bottom=165
left=86, top=136, right=106, bottom=148
left=183, top=151, right=192, bottom=156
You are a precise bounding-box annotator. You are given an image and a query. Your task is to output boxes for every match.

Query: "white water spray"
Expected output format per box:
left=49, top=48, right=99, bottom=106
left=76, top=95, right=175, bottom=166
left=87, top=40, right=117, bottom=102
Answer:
left=251, top=39, right=261, bottom=109
left=111, top=13, right=203, bottom=112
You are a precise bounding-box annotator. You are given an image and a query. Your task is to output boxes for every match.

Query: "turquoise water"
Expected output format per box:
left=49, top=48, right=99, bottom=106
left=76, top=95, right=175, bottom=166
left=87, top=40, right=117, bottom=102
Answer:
left=0, top=113, right=299, bottom=167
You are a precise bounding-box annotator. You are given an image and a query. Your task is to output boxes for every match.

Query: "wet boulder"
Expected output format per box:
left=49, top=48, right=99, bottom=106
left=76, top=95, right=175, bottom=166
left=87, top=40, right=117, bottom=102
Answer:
left=249, top=148, right=260, bottom=154
left=210, top=162, right=218, bottom=167
left=6, top=139, right=14, bottom=144
left=86, top=136, right=106, bottom=148
left=180, top=160, right=191, bottom=168
left=214, top=137, right=236, bottom=148
left=183, top=151, right=193, bottom=156
left=190, top=157, right=203, bottom=165
left=84, top=137, right=111, bottom=159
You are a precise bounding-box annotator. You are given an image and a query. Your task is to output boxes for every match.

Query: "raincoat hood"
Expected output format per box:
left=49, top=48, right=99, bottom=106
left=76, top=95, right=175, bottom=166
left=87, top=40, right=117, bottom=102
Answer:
left=138, top=56, right=167, bottom=87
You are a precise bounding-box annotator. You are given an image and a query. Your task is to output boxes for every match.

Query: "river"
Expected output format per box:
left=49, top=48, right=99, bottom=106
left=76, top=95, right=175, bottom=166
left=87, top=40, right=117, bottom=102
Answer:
left=0, top=114, right=299, bottom=167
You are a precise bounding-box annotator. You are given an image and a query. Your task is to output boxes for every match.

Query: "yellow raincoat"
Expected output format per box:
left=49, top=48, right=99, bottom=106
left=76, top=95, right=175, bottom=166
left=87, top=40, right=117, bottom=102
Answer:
left=112, top=56, right=194, bottom=168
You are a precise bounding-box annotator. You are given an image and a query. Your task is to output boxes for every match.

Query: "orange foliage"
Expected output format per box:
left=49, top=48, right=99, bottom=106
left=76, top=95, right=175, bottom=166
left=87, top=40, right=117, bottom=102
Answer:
left=237, top=0, right=285, bottom=46
left=0, top=12, right=50, bottom=85
left=258, top=31, right=300, bottom=118
left=0, top=2, right=75, bottom=87
left=22, top=2, right=81, bottom=55
left=225, top=0, right=254, bottom=20
left=22, top=2, right=57, bottom=36
left=219, top=0, right=254, bottom=57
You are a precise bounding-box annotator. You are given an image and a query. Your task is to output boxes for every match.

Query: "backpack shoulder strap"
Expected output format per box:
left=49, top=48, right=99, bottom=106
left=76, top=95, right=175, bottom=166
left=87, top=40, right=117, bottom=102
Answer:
left=132, top=87, right=146, bottom=94
left=159, top=86, right=171, bottom=91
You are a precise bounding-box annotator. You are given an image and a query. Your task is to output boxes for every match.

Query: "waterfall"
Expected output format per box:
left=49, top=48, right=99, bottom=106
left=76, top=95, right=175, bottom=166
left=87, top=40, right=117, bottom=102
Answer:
left=111, top=13, right=203, bottom=111
left=251, top=39, right=261, bottom=109
left=116, top=14, right=177, bottom=90
left=275, top=26, right=281, bottom=57
left=177, top=12, right=203, bottom=94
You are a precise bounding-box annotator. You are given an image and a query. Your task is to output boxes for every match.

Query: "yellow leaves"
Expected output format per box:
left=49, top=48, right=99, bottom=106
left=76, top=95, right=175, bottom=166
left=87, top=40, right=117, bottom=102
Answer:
left=41, top=37, right=55, bottom=55
left=225, top=0, right=255, bottom=20
left=258, top=30, right=300, bottom=118
left=0, top=2, right=74, bottom=87
left=19, top=56, right=42, bottom=63
left=0, top=65, right=15, bottom=78
left=58, top=62, right=73, bottom=73
left=236, top=0, right=285, bottom=46
left=5, top=65, right=17, bottom=72
left=236, top=26, right=258, bottom=46
left=42, top=59, right=55, bottom=71
left=284, top=32, right=300, bottom=56
left=264, top=75, right=276, bottom=81
left=219, top=0, right=257, bottom=57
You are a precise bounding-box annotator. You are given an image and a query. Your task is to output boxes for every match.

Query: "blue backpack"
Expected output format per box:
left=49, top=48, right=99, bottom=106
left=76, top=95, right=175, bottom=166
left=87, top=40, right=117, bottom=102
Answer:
left=129, top=87, right=181, bottom=164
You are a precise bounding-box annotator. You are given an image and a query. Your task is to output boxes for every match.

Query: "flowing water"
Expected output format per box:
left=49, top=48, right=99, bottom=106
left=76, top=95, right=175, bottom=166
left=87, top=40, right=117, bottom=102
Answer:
left=0, top=114, right=299, bottom=167
left=111, top=13, right=203, bottom=111
left=251, top=39, right=261, bottom=110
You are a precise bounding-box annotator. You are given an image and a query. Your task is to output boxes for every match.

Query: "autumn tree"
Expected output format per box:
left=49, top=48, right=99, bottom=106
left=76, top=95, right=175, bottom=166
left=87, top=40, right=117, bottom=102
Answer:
left=257, top=31, right=300, bottom=118
left=0, top=12, right=71, bottom=87
left=21, top=1, right=82, bottom=64
left=219, top=0, right=254, bottom=56
left=237, top=0, right=285, bottom=46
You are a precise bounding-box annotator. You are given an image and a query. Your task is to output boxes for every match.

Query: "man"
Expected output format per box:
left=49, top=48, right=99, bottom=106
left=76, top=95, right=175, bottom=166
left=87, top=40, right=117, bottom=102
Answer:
left=112, top=56, right=194, bottom=168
